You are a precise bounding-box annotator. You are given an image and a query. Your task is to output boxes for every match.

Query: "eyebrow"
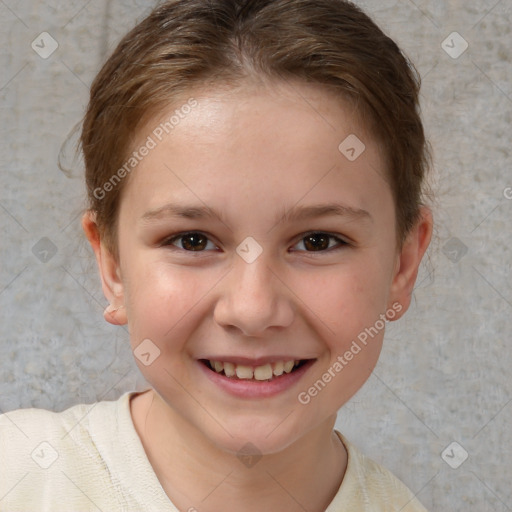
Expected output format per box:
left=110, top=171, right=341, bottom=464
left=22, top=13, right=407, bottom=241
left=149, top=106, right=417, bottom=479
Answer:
left=141, top=202, right=372, bottom=225
left=279, top=203, right=372, bottom=223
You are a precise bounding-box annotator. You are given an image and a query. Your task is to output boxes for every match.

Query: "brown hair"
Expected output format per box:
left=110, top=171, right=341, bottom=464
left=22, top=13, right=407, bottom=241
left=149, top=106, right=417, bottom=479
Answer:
left=81, top=0, right=431, bottom=255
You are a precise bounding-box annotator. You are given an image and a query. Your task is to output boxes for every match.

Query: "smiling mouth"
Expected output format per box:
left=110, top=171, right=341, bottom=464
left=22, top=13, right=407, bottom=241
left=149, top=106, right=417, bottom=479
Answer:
left=200, top=359, right=311, bottom=381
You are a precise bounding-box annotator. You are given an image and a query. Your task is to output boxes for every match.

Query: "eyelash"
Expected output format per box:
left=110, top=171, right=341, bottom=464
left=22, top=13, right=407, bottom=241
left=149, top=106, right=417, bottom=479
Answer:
left=161, top=231, right=349, bottom=254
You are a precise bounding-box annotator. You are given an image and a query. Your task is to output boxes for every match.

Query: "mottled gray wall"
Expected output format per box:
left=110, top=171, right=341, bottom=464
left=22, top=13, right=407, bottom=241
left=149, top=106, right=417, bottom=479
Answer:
left=1, top=1, right=511, bottom=510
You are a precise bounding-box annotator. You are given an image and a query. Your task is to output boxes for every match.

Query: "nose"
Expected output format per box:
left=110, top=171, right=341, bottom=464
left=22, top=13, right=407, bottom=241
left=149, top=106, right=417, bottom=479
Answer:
left=213, top=255, right=294, bottom=338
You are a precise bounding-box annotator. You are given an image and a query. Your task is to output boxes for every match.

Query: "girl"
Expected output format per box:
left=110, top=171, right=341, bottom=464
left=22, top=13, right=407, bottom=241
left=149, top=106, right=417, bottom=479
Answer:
left=0, top=1, right=432, bottom=510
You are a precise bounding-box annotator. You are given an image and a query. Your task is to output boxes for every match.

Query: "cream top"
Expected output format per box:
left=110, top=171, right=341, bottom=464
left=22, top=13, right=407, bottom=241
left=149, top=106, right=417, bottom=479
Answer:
left=0, top=392, right=427, bottom=511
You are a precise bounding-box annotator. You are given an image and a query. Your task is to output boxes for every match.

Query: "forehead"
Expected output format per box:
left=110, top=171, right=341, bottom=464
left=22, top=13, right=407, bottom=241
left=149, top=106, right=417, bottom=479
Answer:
left=160, top=79, right=370, bottom=147
left=120, top=80, right=391, bottom=225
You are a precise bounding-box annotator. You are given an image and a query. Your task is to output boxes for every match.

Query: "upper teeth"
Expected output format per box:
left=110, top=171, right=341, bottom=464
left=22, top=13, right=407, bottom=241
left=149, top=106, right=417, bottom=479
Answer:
left=209, top=360, right=300, bottom=380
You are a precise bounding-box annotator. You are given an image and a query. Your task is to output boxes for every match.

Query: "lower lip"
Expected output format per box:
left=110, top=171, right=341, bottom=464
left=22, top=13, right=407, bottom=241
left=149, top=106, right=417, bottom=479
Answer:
left=197, top=360, right=315, bottom=399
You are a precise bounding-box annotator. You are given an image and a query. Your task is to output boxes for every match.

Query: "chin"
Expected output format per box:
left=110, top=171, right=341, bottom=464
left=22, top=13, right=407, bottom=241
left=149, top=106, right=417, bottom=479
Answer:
left=217, top=430, right=302, bottom=459
left=200, top=411, right=310, bottom=458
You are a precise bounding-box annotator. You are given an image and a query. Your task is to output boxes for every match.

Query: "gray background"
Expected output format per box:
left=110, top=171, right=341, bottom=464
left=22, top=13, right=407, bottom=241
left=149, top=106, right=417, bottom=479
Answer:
left=1, top=0, right=511, bottom=510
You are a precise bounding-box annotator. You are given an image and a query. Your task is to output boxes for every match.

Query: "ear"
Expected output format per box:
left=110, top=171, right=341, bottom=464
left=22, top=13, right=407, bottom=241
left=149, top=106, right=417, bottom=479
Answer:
left=81, top=211, right=127, bottom=326
left=387, top=206, right=433, bottom=320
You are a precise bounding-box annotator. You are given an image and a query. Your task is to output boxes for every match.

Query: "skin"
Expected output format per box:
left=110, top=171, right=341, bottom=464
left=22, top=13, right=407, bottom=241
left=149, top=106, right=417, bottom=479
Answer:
left=83, top=79, right=432, bottom=512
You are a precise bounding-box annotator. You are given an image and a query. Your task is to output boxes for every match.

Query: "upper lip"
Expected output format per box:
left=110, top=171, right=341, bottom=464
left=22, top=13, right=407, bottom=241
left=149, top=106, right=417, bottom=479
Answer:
left=199, top=356, right=315, bottom=366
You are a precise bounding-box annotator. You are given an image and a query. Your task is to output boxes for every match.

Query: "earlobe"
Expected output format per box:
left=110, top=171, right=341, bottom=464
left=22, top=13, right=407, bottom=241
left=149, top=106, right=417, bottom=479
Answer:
left=103, top=304, right=126, bottom=325
left=387, top=207, right=433, bottom=320
left=81, top=211, right=127, bottom=326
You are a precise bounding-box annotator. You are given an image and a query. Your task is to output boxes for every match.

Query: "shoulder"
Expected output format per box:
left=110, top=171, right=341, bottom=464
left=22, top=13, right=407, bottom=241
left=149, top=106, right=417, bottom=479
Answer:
left=0, top=393, right=134, bottom=510
left=1, top=399, right=105, bottom=439
left=328, top=432, right=429, bottom=512
left=0, top=396, right=122, bottom=464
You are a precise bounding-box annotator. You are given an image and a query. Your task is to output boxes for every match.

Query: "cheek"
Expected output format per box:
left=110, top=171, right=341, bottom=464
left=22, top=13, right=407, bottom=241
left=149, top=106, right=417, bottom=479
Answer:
left=122, top=257, right=221, bottom=343
left=294, top=258, right=391, bottom=333
left=295, top=267, right=387, bottom=413
left=122, top=257, right=183, bottom=329
left=306, top=267, right=388, bottom=396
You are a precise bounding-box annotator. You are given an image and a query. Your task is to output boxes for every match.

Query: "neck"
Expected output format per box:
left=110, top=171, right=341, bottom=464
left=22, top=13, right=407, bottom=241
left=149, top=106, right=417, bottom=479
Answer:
left=130, top=389, right=347, bottom=512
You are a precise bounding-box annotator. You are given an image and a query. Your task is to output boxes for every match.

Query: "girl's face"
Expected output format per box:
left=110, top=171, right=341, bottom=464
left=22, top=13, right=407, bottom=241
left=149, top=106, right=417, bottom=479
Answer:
left=94, top=80, right=430, bottom=455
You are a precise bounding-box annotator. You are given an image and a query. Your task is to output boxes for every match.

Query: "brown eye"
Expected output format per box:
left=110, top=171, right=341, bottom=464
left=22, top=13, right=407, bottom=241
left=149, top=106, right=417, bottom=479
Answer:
left=303, top=233, right=330, bottom=251
left=181, top=233, right=208, bottom=251
left=293, top=232, right=347, bottom=252
left=166, top=232, right=214, bottom=251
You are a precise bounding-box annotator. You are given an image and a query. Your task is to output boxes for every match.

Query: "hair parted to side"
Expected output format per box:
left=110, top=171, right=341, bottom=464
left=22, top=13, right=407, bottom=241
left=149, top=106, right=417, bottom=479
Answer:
left=81, top=0, right=431, bottom=256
